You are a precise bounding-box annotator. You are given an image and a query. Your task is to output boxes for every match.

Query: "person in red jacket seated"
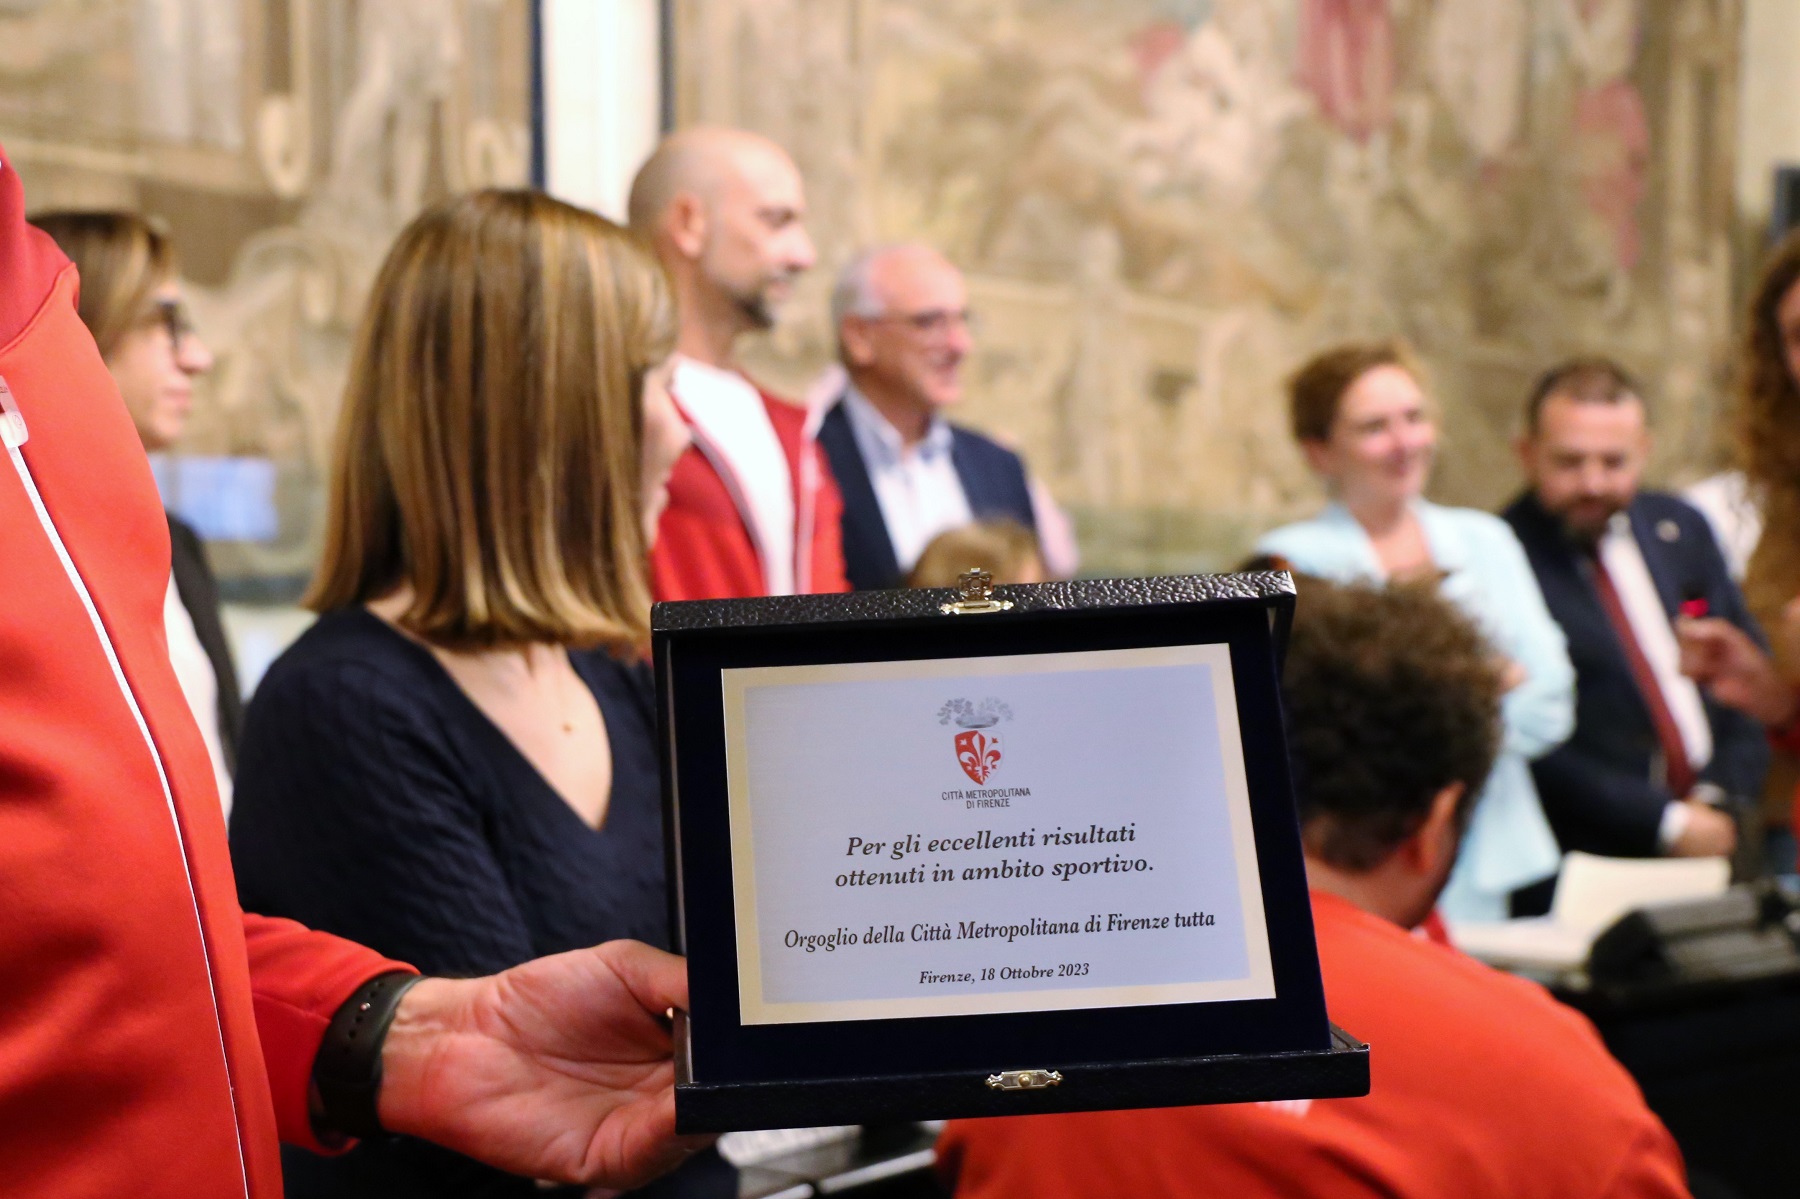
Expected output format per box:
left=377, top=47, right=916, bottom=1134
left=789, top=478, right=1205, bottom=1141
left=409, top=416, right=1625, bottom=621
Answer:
left=940, top=578, right=1690, bottom=1199
left=628, top=126, right=849, bottom=600
left=0, top=150, right=699, bottom=1197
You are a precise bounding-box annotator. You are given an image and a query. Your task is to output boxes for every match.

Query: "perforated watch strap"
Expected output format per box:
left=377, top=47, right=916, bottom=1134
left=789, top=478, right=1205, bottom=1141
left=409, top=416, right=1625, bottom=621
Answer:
left=313, top=970, right=425, bottom=1140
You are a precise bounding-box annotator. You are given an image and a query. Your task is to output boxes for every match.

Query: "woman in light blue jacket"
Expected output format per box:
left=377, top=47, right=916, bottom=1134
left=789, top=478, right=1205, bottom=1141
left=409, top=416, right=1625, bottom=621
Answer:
left=1258, top=343, right=1574, bottom=922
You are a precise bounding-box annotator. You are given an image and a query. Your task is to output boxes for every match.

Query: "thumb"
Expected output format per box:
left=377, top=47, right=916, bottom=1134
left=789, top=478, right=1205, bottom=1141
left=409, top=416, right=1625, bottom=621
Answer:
left=598, top=941, right=690, bottom=1020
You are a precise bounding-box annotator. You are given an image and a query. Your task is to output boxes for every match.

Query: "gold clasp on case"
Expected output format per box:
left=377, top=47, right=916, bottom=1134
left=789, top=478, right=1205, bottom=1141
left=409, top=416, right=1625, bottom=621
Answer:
left=941, top=568, right=1014, bottom=616
left=985, top=1068, right=1063, bottom=1091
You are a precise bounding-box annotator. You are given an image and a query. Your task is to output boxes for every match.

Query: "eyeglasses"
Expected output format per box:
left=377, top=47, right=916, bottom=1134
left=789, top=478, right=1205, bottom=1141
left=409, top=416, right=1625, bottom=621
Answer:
left=152, top=297, right=196, bottom=348
left=865, top=307, right=979, bottom=337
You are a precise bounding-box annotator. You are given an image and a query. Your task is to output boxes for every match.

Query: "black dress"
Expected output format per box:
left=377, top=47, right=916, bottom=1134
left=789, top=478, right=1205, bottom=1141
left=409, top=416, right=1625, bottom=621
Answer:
left=230, top=608, right=726, bottom=1198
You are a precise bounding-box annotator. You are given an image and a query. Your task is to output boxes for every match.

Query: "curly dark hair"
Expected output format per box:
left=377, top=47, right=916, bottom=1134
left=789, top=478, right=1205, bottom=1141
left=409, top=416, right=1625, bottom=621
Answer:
left=1281, top=577, right=1504, bottom=871
left=1737, top=230, right=1800, bottom=502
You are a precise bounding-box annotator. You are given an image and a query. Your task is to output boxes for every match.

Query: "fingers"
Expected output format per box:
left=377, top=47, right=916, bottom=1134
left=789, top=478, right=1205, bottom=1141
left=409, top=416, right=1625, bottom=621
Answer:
left=1675, top=616, right=1732, bottom=645
left=1671, top=802, right=1738, bottom=857
left=596, top=940, right=691, bottom=1023
left=1676, top=621, right=1727, bottom=679
left=1677, top=618, right=1750, bottom=674
left=586, top=1093, right=713, bottom=1192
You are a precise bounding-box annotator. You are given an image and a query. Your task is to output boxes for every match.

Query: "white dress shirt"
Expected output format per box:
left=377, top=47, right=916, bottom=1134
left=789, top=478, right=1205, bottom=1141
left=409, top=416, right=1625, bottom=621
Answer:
left=1596, top=515, right=1714, bottom=769
left=164, top=577, right=234, bottom=819
left=842, top=386, right=973, bottom=572
left=672, top=357, right=797, bottom=595
left=1595, top=513, right=1715, bottom=849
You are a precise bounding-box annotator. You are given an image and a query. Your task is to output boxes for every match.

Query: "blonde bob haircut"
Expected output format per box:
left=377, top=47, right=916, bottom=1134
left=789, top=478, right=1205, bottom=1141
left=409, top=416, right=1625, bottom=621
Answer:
left=309, top=189, right=675, bottom=651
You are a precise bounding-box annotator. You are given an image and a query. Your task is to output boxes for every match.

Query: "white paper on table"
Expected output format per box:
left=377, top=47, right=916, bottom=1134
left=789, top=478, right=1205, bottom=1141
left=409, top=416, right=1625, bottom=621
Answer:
left=1550, top=851, right=1731, bottom=934
left=1444, top=916, right=1595, bottom=971
left=1447, top=852, right=1730, bottom=971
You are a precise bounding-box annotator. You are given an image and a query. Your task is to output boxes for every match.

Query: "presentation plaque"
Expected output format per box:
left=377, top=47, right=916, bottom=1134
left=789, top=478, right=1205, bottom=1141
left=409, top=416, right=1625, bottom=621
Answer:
left=655, top=572, right=1368, bottom=1133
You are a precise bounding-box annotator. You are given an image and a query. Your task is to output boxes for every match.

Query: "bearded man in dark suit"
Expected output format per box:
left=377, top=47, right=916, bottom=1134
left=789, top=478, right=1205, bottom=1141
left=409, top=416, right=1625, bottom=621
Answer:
left=1503, top=359, right=1766, bottom=902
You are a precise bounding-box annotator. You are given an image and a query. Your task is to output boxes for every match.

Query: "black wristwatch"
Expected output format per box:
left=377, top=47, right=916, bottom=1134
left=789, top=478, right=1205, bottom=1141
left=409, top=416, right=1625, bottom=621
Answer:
left=313, top=970, right=426, bottom=1140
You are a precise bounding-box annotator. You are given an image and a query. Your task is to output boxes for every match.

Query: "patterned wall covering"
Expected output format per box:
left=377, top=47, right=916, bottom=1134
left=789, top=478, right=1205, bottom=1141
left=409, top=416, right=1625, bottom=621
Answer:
left=676, top=0, right=1743, bottom=575
left=0, top=0, right=532, bottom=596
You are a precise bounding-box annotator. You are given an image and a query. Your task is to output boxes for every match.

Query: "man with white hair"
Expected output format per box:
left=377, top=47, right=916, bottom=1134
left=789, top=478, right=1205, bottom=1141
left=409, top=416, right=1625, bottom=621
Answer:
left=818, top=243, right=1045, bottom=590
left=628, top=126, right=848, bottom=600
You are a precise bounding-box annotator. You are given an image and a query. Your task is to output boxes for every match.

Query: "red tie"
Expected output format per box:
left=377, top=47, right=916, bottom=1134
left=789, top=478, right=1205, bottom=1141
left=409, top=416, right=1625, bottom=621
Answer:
left=1588, top=554, right=1695, bottom=797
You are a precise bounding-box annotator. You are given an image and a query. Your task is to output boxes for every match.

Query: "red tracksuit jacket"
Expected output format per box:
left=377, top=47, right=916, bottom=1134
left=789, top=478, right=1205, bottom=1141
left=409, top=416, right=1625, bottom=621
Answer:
left=650, top=385, right=850, bottom=601
left=0, top=149, right=405, bottom=1197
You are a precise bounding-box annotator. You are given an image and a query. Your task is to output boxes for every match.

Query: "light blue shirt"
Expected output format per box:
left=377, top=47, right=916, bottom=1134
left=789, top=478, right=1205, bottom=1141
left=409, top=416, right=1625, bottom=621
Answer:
left=1258, top=500, right=1575, bottom=922
left=842, top=386, right=974, bottom=571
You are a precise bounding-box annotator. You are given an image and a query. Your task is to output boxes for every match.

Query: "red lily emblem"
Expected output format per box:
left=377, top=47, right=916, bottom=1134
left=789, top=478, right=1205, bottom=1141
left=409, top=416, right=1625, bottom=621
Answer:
left=955, top=729, right=1003, bottom=784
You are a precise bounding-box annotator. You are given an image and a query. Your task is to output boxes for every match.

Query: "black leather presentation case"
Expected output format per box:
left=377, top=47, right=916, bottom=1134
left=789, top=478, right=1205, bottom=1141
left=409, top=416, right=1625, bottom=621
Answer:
left=653, top=572, right=1369, bottom=1133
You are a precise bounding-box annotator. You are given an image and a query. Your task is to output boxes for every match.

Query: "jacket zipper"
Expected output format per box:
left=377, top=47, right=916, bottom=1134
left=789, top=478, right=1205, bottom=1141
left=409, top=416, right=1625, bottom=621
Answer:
left=794, top=437, right=817, bottom=594
left=0, top=376, right=251, bottom=1198
left=682, top=420, right=775, bottom=589
left=672, top=390, right=818, bottom=595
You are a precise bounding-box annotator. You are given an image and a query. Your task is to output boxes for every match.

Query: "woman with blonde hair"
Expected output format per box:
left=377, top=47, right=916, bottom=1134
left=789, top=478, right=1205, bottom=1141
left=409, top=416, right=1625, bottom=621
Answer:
left=1257, top=342, right=1574, bottom=922
left=229, top=190, right=704, bottom=1197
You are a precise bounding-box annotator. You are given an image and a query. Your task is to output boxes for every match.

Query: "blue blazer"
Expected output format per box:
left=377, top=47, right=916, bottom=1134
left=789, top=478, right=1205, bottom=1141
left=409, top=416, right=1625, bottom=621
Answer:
left=1502, top=490, right=1770, bottom=857
left=818, top=396, right=1037, bottom=591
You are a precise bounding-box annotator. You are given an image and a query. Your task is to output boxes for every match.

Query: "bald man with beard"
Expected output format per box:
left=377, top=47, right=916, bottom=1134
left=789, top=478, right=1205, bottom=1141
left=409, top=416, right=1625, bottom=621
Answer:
left=628, top=127, right=849, bottom=600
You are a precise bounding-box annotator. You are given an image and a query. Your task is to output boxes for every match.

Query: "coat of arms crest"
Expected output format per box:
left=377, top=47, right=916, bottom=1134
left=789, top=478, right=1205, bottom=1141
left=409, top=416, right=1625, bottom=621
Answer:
left=938, top=697, right=1013, bottom=785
